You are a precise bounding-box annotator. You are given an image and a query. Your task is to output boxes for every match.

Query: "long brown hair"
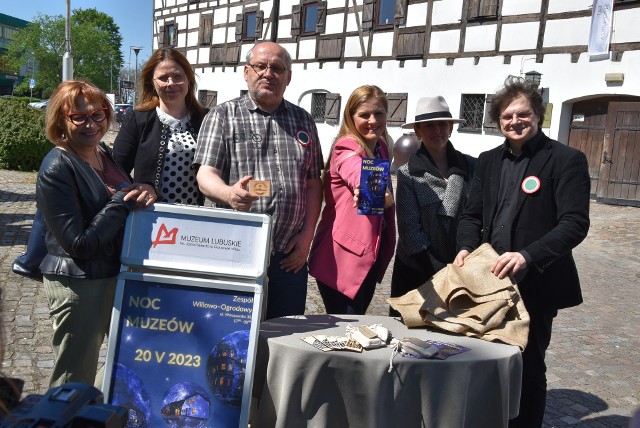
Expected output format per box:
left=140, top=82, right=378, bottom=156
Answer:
left=326, top=85, right=388, bottom=170
left=137, top=48, right=205, bottom=120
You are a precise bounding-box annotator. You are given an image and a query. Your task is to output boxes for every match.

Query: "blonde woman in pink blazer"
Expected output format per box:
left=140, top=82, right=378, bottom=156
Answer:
left=308, top=85, right=396, bottom=314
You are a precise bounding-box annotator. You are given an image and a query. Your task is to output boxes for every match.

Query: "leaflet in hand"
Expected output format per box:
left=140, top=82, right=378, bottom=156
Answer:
left=357, top=158, right=390, bottom=216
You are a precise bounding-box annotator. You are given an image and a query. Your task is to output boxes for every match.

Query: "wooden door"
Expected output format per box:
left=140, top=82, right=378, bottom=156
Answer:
left=568, top=101, right=608, bottom=197
left=598, top=102, right=640, bottom=206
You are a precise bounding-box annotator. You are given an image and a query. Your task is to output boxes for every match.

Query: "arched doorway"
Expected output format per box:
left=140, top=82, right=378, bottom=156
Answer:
left=568, top=96, right=640, bottom=207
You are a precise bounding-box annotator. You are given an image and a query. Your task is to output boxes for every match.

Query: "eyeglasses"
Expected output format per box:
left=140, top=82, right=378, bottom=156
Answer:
left=248, top=63, right=288, bottom=76
left=154, top=75, right=186, bottom=85
left=500, top=111, right=534, bottom=122
left=66, top=108, right=109, bottom=126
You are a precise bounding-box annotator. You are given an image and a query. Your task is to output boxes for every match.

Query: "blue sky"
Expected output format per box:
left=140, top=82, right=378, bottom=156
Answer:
left=1, top=0, right=154, bottom=65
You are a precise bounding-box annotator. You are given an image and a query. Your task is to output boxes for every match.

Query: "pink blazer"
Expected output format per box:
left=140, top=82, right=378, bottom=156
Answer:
left=308, top=136, right=396, bottom=300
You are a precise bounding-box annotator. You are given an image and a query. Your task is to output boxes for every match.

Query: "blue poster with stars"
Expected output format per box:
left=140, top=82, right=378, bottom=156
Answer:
left=103, top=272, right=263, bottom=428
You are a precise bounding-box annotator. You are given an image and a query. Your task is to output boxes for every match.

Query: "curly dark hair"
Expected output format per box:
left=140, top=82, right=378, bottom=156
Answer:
left=489, top=75, right=545, bottom=127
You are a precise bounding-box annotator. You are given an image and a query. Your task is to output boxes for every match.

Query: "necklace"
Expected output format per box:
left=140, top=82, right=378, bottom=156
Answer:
left=66, top=143, right=106, bottom=182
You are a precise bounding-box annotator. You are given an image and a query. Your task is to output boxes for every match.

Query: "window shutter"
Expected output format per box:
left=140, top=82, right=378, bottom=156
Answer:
left=362, top=0, right=375, bottom=31
left=466, top=0, right=480, bottom=19
left=479, top=0, right=499, bottom=17
left=158, top=25, right=166, bottom=48
left=226, top=44, right=241, bottom=64
left=482, top=94, right=498, bottom=133
left=291, top=5, right=302, bottom=36
left=199, top=15, right=212, bottom=45
left=324, top=93, right=341, bottom=125
left=395, top=0, right=408, bottom=26
left=235, top=13, right=243, bottom=41
left=317, top=2, right=327, bottom=34
left=386, top=93, right=408, bottom=126
left=256, top=11, right=264, bottom=39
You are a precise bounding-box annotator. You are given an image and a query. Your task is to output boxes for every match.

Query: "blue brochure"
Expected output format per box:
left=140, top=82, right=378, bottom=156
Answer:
left=357, top=158, right=390, bottom=216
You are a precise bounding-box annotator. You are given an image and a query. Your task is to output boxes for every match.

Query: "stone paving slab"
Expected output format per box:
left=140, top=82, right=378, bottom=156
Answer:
left=1, top=163, right=638, bottom=426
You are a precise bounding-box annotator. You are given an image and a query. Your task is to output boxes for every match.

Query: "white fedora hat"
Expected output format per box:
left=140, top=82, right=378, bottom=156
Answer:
left=401, top=96, right=465, bottom=129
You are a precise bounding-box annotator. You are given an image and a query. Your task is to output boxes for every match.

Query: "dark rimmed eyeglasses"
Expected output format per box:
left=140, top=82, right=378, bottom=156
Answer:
left=248, top=63, right=288, bottom=76
left=66, top=108, right=109, bottom=126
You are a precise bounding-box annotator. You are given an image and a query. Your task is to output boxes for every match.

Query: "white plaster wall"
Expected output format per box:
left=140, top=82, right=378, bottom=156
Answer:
left=543, top=17, right=591, bottom=47
left=613, top=8, right=640, bottom=43
left=213, top=7, right=229, bottom=26
left=298, top=39, right=317, bottom=59
left=344, top=36, right=367, bottom=58
left=325, top=13, right=345, bottom=35
left=211, top=27, right=226, bottom=44
left=371, top=32, right=394, bottom=57
left=502, top=0, right=541, bottom=16
left=345, top=12, right=360, bottom=33
left=326, top=0, right=343, bottom=8
left=405, top=3, right=427, bottom=28
left=500, top=22, right=539, bottom=51
left=430, top=30, right=461, bottom=54
left=198, top=47, right=210, bottom=63
left=186, top=49, right=198, bottom=65
left=279, top=0, right=297, bottom=14
left=195, top=47, right=640, bottom=158
left=279, top=18, right=292, bottom=36
left=547, top=0, right=588, bottom=14
left=432, top=0, right=463, bottom=25
left=188, top=12, right=200, bottom=29
left=176, top=15, right=188, bottom=29
left=464, top=25, right=497, bottom=52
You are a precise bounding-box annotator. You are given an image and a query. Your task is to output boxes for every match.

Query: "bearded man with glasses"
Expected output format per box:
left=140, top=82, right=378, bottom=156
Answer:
left=195, top=41, right=323, bottom=320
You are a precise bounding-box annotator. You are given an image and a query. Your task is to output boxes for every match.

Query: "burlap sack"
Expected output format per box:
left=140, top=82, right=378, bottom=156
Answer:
left=387, top=243, right=530, bottom=350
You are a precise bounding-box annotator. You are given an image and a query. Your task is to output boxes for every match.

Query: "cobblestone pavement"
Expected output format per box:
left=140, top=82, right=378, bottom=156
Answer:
left=1, top=151, right=638, bottom=426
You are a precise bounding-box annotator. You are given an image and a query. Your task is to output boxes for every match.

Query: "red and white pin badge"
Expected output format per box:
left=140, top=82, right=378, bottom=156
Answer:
left=296, top=130, right=312, bottom=147
left=521, top=176, right=541, bottom=194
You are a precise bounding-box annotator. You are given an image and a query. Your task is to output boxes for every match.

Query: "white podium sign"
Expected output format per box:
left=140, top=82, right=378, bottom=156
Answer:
left=121, top=203, right=271, bottom=279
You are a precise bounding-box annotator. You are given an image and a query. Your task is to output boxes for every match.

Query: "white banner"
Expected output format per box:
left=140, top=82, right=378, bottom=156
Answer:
left=588, top=0, right=614, bottom=56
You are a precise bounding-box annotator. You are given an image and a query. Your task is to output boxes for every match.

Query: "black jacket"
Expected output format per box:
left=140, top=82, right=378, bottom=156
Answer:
left=457, top=132, right=591, bottom=312
left=112, top=108, right=205, bottom=204
left=36, top=143, right=135, bottom=279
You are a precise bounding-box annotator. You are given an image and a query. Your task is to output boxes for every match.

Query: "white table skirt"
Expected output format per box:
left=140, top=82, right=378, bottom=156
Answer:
left=251, top=315, right=522, bottom=428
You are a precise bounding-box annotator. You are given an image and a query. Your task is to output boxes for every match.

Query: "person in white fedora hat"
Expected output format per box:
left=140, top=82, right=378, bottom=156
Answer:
left=389, top=96, right=476, bottom=316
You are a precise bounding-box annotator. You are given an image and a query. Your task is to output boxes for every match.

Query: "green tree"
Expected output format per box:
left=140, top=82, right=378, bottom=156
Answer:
left=8, top=8, right=123, bottom=98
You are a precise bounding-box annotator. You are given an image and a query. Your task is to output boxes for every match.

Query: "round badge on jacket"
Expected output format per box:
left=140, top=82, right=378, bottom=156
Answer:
left=521, top=176, right=541, bottom=194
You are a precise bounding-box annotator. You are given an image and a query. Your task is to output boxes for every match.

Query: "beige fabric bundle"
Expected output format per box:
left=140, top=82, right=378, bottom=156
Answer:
left=387, top=243, right=530, bottom=350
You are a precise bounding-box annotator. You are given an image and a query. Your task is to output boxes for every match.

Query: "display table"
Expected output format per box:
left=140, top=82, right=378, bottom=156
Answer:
left=250, top=315, right=522, bottom=428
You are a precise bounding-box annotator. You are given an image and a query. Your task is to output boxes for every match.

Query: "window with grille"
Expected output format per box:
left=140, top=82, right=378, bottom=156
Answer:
left=459, top=94, right=485, bottom=132
left=311, top=93, right=326, bottom=121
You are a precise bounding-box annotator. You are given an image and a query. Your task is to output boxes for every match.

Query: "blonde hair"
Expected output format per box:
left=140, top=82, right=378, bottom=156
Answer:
left=326, top=85, right=388, bottom=169
left=45, top=80, right=113, bottom=145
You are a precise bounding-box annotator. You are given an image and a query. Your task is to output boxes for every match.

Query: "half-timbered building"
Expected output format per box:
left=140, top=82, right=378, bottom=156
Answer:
left=152, top=0, right=640, bottom=206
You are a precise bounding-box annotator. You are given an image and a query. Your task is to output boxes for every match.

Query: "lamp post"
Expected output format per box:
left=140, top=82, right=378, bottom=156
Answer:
left=62, top=0, right=73, bottom=81
left=130, top=46, right=142, bottom=104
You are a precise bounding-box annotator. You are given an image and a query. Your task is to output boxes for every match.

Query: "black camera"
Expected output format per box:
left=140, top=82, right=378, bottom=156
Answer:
left=0, top=382, right=127, bottom=428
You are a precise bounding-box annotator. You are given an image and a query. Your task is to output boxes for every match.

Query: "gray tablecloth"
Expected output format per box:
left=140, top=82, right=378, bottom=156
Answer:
left=250, top=315, right=522, bottom=428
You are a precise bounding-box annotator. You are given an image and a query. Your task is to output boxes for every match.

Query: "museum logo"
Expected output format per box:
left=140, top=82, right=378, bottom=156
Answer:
left=152, top=224, right=178, bottom=247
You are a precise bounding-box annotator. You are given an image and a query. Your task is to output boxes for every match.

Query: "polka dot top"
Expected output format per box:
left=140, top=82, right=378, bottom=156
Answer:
left=156, top=107, right=199, bottom=205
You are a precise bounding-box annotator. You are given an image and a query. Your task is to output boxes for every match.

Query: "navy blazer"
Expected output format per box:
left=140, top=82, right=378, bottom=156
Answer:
left=113, top=108, right=205, bottom=204
left=457, top=132, right=591, bottom=312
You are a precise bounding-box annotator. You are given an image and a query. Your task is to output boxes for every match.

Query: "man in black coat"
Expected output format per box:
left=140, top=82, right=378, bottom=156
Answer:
left=455, top=77, right=590, bottom=427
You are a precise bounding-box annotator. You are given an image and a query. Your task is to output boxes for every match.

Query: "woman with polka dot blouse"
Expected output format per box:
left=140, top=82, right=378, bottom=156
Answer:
left=113, top=48, right=206, bottom=205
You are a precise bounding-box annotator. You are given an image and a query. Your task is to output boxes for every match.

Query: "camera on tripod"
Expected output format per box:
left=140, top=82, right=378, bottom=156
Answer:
left=0, top=382, right=127, bottom=428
